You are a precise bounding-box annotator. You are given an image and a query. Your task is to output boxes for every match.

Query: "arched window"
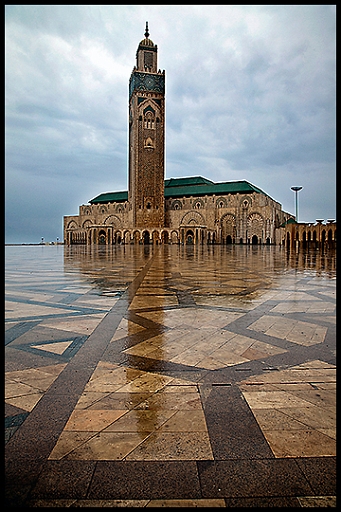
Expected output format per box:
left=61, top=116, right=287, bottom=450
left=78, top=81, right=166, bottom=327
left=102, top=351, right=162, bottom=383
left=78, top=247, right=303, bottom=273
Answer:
left=172, top=200, right=182, bottom=210
left=144, top=136, right=154, bottom=148
left=144, top=110, right=155, bottom=129
left=216, top=197, right=227, bottom=208
left=193, top=199, right=204, bottom=209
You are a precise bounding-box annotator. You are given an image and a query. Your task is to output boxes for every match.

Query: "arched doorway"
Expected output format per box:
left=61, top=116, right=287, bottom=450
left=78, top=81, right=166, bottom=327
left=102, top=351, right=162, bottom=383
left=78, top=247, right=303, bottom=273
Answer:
left=328, top=229, right=333, bottom=248
left=226, top=235, right=232, bottom=245
left=252, top=235, right=258, bottom=245
left=313, top=230, right=317, bottom=249
left=162, top=231, right=169, bottom=244
left=322, top=230, right=326, bottom=249
left=186, top=230, right=194, bottom=244
left=143, top=231, right=150, bottom=245
left=171, top=231, right=178, bottom=244
left=133, top=231, right=140, bottom=244
left=98, top=230, right=106, bottom=244
left=152, top=231, right=160, bottom=244
left=124, top=231, right=131, bottom=244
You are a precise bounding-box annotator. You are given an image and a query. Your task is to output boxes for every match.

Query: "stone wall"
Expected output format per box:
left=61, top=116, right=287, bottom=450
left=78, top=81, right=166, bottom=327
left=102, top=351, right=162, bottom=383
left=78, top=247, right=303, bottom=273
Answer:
left=64, top=191, right=296, bottom=246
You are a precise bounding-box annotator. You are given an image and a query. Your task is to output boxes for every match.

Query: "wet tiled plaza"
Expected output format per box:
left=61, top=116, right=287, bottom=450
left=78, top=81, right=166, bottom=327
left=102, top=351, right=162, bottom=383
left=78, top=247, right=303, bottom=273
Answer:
left=5, top=244, right=336, bottom=507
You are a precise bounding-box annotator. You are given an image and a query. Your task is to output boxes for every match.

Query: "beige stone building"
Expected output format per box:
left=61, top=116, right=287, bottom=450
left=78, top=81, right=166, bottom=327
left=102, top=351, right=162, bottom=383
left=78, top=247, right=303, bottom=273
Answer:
left=64, top=24, right=335, bottom=248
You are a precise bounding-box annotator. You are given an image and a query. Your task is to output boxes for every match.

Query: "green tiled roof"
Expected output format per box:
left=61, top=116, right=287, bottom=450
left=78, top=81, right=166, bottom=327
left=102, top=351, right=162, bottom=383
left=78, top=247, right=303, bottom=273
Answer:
left=164, top=177, right=267, bottom=198
left=89, top=176, right=268, bottom=204
left=164, top=176, right=214, bottom=187
left=280, top=217, right=296, bottom=227
left=89, top=191, right=128, bottom=204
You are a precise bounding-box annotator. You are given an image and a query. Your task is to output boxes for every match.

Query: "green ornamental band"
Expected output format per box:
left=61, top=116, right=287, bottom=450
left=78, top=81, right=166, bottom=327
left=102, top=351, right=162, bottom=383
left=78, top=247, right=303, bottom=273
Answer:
left=129, top=72, right=165, bottom=98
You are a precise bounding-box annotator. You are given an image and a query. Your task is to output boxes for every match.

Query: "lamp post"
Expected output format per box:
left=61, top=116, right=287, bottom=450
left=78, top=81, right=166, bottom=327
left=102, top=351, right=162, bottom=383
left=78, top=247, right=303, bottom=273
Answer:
left=291, top=186, right=302, bottom=222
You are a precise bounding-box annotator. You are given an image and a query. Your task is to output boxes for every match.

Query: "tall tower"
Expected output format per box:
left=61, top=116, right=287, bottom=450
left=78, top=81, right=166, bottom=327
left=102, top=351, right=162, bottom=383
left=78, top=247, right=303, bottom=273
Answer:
left=128, top=22, right=165, bottom=229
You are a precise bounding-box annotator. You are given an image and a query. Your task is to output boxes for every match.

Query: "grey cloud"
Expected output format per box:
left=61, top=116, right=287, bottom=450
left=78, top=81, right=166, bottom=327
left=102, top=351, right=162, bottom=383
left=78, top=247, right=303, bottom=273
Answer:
left=5, top=5, right=336, bottom=243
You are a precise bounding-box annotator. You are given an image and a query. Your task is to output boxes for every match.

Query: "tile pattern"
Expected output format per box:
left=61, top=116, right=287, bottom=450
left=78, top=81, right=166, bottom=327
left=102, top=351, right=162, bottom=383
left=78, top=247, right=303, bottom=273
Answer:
left=240, top=361, right=336, bottom=457
left=5, top=245, right=336, bottom=506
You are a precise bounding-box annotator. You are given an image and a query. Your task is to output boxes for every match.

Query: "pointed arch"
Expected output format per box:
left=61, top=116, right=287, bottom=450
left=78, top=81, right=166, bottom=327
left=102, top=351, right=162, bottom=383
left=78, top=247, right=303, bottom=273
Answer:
left=138, top=98, right=162, bottom=123
left=67, top=220, right=78, bottom=230
left=220, top=213, right=236, bottom=243
left=82, top=219, right=93, bottom=229
left=104, top=215, right=122, bottom=228
left=180, top=211, right=205, bottom=226
left=247, top=212, right=264, bottom=242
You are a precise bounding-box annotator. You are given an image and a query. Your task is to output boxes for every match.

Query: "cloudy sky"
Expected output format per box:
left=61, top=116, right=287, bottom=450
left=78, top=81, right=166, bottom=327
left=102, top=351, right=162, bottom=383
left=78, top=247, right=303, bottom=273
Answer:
left=5, top=5, right=336, bottom=243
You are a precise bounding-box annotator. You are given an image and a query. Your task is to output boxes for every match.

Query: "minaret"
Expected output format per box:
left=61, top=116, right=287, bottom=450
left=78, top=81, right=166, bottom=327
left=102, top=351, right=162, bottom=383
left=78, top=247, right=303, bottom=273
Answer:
left=128, top=22, right=165, bottom=230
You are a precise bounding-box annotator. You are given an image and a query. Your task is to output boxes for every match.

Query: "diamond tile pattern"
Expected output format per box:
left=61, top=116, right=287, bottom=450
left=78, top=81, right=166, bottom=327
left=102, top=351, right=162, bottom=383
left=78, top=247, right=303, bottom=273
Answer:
left=5, top=245, right=336, bottom=506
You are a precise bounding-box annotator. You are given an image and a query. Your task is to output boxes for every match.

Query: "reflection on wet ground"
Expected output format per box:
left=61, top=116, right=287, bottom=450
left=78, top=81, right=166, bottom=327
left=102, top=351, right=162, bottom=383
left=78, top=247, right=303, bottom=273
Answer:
left=5, top=244, right=336, bottom=507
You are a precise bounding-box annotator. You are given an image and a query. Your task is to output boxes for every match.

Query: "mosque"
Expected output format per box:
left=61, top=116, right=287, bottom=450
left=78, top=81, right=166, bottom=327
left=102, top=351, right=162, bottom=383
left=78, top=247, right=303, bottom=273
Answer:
left=64, top=23, right=336, bottom=248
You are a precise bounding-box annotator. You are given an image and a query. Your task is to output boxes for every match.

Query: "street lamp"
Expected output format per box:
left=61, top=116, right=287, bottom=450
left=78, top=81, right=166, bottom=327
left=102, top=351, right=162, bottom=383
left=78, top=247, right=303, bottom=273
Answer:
left=291, top=186, right=303, bottom=222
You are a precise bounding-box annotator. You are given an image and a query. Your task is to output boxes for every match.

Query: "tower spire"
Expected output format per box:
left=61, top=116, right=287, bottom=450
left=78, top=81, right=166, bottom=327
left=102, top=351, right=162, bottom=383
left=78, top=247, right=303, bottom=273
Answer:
left=144, top=21, right=149, bottom=39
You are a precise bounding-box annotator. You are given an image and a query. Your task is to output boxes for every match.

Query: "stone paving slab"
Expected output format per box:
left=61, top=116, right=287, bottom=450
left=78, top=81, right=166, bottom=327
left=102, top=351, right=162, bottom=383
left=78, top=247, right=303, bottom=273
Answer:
left=5, top=245, right=336, bottom=507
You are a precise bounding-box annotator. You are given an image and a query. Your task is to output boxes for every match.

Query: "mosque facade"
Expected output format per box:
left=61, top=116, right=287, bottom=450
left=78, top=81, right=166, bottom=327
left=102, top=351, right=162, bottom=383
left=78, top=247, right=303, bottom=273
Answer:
left=64, top=24, right=336, bottom=248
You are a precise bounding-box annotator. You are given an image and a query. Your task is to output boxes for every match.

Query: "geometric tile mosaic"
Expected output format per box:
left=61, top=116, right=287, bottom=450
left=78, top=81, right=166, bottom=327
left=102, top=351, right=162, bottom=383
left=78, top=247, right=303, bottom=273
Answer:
left=240, top=360, right=336, bottom=458
left=5, top=245, right=336, bottom=506
left=12, top=335, right=88, bottom=361
left=31, top=340, right=74, bottom=355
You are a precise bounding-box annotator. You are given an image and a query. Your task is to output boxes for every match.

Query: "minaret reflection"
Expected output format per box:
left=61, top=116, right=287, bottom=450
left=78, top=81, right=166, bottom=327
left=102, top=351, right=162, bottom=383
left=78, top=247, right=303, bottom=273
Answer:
left=125, top=246, right=167, bottom=437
